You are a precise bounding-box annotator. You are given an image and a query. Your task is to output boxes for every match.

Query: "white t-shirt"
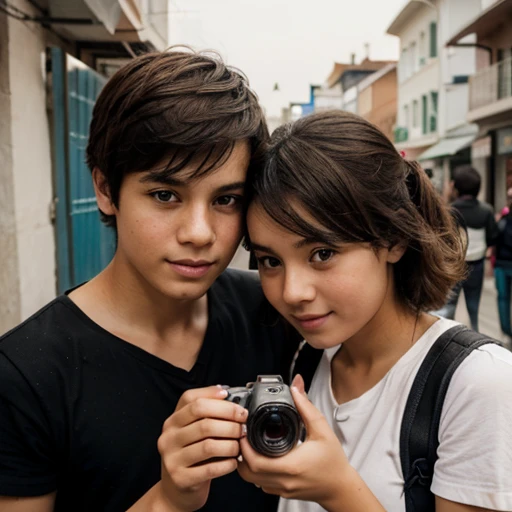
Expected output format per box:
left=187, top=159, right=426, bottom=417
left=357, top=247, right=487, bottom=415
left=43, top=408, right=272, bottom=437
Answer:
left=279, top=318, right=512, bottom=512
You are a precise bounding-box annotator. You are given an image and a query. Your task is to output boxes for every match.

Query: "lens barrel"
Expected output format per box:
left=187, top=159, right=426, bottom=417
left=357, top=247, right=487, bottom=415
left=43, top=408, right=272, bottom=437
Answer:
left=247, top=403, right=302, bottom=457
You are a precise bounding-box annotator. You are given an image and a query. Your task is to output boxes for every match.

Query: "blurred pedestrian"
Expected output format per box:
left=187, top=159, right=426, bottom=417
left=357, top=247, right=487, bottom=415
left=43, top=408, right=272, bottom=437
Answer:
left=445, top=166, right=499, bottom=331
left=494, top=188, right=512, bottom=341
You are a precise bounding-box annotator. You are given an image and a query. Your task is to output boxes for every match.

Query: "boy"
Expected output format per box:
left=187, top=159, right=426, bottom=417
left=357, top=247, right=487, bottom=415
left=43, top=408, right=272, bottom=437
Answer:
left=0, top=50, right=299, bottom=512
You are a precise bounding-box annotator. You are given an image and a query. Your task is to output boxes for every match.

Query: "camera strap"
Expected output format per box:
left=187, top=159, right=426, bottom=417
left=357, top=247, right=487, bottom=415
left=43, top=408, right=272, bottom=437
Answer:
left=292, top=326, right=497, bottom=512
left=290, top=340, right=323, bottom=391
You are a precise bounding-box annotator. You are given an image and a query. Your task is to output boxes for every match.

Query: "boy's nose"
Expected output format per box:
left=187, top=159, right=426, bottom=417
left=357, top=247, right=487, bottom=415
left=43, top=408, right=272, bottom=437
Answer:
left=176, top=207, right=216, bottom=247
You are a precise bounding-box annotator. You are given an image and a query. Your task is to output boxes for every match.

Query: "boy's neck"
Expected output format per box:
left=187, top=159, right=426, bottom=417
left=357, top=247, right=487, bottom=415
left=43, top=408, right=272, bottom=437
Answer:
left=68, top=256, right=210, bottom=370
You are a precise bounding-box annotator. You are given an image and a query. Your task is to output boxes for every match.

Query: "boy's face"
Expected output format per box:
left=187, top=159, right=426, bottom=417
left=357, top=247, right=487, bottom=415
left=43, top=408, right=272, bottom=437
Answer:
left=98, top=141, right=250, bottom=302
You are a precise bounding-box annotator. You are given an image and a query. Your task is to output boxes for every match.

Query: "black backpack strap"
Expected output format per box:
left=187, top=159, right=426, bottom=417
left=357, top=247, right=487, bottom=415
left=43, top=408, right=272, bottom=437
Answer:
left=291, top=341, right=323, bottom=392
left=400, top=325, right=497, bottom=512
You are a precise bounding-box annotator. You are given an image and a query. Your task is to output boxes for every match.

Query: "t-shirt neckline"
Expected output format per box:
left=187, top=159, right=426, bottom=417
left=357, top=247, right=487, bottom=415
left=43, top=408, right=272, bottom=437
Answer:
left=57, top=287, right=220, bottom=379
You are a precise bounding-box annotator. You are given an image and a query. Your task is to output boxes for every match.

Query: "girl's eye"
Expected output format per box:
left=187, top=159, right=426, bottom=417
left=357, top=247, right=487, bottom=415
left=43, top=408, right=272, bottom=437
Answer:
left=257, top=256, right=281, bottom=269
left=215, top=195, right=242, bottom=207
left=151, top=191, right=177, bottom=203
left=311, top=249, right=335, bottom=263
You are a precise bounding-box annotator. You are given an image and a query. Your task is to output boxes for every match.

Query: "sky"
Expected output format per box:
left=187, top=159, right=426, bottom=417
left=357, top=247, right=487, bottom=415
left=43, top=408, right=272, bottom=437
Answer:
left=168, top=0, right=407, bottom=117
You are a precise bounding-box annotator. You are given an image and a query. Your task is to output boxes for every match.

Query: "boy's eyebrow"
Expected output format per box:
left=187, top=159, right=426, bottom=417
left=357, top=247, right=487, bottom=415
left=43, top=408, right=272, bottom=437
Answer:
left=139, top=174, right=246, bottom=194
left=139, top=173, right=182, bottom=186
left=214, top=181, right=246, bottom=194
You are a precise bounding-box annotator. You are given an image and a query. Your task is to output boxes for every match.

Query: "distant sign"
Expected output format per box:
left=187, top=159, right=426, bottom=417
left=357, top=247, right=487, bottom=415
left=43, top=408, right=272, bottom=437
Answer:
left=498, top=127, right=512, bottom=155
left=472, top=136, right=491, bottom=159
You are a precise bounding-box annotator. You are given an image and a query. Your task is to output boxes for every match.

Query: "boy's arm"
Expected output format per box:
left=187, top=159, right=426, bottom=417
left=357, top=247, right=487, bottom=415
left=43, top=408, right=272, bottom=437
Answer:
left=127, top=386, right=248, bottom=512
left=0, top=493, right=56, bottom=512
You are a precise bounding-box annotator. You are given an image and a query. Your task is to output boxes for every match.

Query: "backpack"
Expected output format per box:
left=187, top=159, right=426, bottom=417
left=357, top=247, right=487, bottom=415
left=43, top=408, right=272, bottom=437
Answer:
left=292, top=324, right=497, bottom=512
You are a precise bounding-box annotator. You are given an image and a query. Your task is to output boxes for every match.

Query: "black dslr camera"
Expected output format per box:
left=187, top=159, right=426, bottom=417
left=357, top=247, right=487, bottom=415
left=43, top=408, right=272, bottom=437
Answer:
left=225, top=375, right=303, bottom=457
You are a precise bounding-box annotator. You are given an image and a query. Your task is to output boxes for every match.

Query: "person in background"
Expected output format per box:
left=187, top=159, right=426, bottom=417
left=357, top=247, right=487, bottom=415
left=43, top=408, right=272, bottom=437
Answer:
left=494, top=188, right=512, bottom=343
left=445, top=165, right=499, bottom=331
left=424, top=168, right=468, bottom=321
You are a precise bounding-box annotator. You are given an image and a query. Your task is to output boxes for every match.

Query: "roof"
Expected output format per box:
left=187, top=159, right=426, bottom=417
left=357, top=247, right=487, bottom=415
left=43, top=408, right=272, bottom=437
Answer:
left=446, top=0, right=512, bottom=45
left=357, top=63, right=397, bottom=92
left=326, top=59, right=396, bottom=89
left=386, top=1, right=430, bottom=36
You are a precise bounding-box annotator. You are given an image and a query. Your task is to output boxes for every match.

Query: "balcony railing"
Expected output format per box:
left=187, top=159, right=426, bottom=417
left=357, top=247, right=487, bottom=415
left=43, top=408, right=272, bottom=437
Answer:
left=469, top=55, right=512, bottom=111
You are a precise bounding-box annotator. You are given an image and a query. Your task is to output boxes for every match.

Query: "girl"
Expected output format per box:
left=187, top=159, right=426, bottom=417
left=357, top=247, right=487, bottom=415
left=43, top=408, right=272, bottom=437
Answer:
left=238, top=111, right=512, bottom=511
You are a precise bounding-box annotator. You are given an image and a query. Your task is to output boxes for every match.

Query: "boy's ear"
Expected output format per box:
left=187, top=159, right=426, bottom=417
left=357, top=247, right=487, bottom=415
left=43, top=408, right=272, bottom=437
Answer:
left=92, top=167, right=116, bottom=216
left=387, top=243, right=407, bottom=264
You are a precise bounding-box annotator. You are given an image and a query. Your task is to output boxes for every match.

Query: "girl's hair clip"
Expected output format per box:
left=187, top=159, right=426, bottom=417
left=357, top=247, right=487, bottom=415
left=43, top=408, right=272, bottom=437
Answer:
left=399, top=150, right=406, bottom=158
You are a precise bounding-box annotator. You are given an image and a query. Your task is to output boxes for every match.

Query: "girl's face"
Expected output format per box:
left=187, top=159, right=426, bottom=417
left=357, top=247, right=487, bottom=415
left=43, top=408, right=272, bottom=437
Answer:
left=247, top=202, right=405, bottom=349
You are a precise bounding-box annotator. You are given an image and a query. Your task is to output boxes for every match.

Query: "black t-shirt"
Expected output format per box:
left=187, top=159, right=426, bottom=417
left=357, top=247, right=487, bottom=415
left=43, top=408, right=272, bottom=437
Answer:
left=0, top=269, right=299, bottom=511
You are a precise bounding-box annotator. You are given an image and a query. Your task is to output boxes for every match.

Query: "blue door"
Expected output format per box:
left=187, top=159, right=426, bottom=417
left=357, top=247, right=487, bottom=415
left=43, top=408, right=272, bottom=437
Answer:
left=51, top=48, right=116, bottom=293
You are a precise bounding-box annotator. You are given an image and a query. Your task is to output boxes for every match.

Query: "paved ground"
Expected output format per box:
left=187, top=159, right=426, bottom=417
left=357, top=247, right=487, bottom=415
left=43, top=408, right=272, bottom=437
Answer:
left=454, top=271, right=509, bottom=345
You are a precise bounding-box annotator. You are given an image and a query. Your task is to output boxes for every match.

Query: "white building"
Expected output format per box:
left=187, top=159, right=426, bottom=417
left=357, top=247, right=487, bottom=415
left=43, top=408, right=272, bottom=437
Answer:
left=387, top=0, right=482, bottom=193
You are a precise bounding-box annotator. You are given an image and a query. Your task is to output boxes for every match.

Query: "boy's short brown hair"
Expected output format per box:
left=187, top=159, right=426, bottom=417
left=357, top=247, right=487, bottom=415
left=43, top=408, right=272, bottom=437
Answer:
left=86, top=48, right=268, bottom=227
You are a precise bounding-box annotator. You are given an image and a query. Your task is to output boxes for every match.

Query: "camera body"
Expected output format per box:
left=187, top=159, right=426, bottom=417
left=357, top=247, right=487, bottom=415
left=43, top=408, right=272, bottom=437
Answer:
left=225, top=375, right=302, bottom=457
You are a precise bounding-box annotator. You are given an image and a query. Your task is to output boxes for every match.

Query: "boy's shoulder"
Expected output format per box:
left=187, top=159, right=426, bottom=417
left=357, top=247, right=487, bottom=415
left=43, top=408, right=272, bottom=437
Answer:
left=212, top=268, right=263, bottom=305
left=0, top=295, right=95, bottom=367
left=0, top=296, right=70, bottom=346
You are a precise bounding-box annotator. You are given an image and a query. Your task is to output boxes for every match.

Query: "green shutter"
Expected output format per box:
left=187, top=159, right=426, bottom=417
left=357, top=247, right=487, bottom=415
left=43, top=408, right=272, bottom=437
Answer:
left=430, top=91, right=438, bottom=132
left=430, top=22, right=437, bottom=58
left=422, top=95, right=428, bottom=134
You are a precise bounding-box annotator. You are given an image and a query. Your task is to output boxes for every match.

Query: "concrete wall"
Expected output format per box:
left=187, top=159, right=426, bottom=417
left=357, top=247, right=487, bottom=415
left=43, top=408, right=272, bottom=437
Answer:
left=369, top=70, right=397, bottom=141
left=0, top=12, right=21, bottom=334
left=0, top=1, right=57, bottom=334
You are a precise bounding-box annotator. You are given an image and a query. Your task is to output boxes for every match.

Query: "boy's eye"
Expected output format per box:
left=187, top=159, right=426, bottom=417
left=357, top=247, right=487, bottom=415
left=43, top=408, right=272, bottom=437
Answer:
left=151, top=191, right=177, bottom=203
left=215, top=195, right=241, bottom=207
left=311, top=249, right=335, bottom=263
left=257, top=256, right=281, bottom=269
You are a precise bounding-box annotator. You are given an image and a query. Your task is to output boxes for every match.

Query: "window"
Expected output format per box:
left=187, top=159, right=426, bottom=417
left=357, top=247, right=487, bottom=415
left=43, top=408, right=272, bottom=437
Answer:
left=401, top=48, right=408, bottom=81
left=413, top=100, right=419, bottom=128
left=411, top=42, right=418, bottom=73
left=430, top=91, right=438, bottom=132
left=419, top=32, right=426, bottom=67
left=422, top=95, right=428, bottom=134
left=430, top=22, right=437, bottom=58
left=404, top=104, right=410, bottom=128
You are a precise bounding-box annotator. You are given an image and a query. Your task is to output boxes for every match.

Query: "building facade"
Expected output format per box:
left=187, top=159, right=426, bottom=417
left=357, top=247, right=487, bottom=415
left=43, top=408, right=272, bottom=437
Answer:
left=448, top=0, right=512, bottom=209
left=0, top=0, right=169, bottom=333
left=357, top=63, right=398, bottom=142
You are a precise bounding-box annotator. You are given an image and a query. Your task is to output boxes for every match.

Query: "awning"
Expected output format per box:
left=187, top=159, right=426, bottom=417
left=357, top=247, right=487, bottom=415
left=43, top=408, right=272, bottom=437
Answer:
left=417, top=134, right=476, bottom=161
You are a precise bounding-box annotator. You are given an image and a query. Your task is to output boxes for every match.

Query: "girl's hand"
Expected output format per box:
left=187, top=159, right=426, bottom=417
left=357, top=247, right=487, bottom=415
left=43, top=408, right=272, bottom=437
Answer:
left=237, top=375, right=352, bottom=510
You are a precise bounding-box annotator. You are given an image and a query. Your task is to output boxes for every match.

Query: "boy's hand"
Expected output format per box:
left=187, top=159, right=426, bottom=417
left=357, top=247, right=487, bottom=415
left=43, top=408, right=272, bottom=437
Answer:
left=157, top=385, right=248, bottom=511
left=237, top=375, right=353, bottom=510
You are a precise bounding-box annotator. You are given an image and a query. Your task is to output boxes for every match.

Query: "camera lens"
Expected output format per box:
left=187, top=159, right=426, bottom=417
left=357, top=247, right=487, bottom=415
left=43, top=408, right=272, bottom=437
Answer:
left=263, top=413, right=287, bottom=440
left=248, top=405, right=301, bottom=457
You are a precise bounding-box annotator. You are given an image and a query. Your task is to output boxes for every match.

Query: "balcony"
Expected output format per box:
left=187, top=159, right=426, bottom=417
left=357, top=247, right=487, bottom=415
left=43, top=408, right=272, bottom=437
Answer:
left=468, top=55, right=512, bottom=122
left=394, top=126, right=409, bottom=143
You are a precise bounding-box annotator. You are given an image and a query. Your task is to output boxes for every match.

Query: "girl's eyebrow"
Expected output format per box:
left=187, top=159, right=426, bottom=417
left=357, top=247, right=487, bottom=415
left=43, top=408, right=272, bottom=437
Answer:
left=250, top=243, right=278, bottom=255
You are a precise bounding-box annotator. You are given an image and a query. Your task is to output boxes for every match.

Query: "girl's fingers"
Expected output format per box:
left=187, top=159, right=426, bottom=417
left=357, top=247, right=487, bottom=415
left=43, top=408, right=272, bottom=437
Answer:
left=290, top=382, right=328, bottom=440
